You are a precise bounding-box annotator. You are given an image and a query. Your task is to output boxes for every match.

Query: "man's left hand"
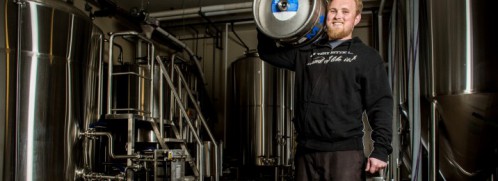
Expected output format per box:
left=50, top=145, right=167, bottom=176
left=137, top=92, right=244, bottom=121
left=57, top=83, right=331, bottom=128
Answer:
left=365, top=157, right=387, bottom=174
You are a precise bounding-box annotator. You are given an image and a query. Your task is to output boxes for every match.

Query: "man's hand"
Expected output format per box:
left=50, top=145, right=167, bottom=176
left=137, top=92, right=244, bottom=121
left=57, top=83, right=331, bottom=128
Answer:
left=365, top=157, right=387, bottom=174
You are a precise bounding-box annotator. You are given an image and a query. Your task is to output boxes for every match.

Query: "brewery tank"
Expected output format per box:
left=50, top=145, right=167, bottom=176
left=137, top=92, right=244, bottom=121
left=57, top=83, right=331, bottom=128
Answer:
left=253, top=0, right=327, bottom=46
left=0, top=0, right=103, bottom=180
left=229, top=50, right=295, bottom=166
left=423, top=0, right=498, bottom=179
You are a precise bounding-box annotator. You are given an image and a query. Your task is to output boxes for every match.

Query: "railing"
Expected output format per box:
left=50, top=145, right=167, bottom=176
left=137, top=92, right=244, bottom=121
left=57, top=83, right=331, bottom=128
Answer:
left=100, top=31, right=219, bottom=181
left=106, top=31, right=155, bottom=116
left=156, top=55, right=220, bottom=181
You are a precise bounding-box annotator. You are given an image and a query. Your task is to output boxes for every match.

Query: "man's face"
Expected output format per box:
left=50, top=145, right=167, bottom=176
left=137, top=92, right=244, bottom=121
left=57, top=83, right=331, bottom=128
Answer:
left=326, top=0, right=361, bottom=40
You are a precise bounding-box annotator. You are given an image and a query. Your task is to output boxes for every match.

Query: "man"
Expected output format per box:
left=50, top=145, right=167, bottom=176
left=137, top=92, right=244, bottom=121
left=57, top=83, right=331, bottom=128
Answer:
left=257, top=0, right=393, bottom=180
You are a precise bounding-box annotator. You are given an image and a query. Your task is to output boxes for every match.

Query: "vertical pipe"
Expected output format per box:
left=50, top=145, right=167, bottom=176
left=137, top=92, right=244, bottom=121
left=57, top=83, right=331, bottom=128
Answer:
left=222, top=23, right=229, bottom=179
left=199, top=144, right=204, bottom=181
left=387, top=0, right=398, bottom=180
left=159, top=59, right=164, bottom=137
left=178, top=70, right=182, bottom=139
left=154, top=150, right=158, bottom=181
left=378, top=0, right=386, bottom=59
left=428, top=0, right=437, bottom=179
left=212, top=37, right=216, bottom=100
left=150, top=44, right=155, bottom=117
left=463, top=0, right=472, bottom=93
left=15, top=3, right=23, bottom=181
left=224, top=23, right=228, bottom=152
left=430, top=100, right=438, bottom=181
left=127, top=116, right=135, bottom=181
left=107, top=33, right=115, bottom=115
left=169, top=55, right=175, bottom=126
left=97, top=34, right=103, bottom=117
left=274, top=167, right=278, bottom=181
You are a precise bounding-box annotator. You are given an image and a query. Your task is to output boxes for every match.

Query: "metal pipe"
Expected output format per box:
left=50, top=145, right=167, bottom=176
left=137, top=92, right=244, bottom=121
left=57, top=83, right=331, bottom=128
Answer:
left=156, top=8, right=252, bottom=21
left=224, top=23, right=228, bottom=153
left=150, top=42, right=155, bottom=118
left=155, top=27, right=206, bottom=84
left=377, top=0, right=386, bottom=59
left=83, top=172, right=125, bottom=181
left=80, top=132, right=140, bottom=159
left=107, top=33, right=115, bottom=115
left=149, top=2, right=252, bottom=18
left=230, top=22, right=249, bottom=52
left=169, top=54, right=175, bottom=127
left=430, top=100, right=438, bottom=181
left=153, top=150, right=158, bottom=181
left=15, top=3, right=23, bottom=181
left=113, top=43, right=124, bottom=64
left=97, top=35, right=103, bottom=117
left=159, top=59, right=164, bottom=138
left=428, top=0, right=437, bottom=180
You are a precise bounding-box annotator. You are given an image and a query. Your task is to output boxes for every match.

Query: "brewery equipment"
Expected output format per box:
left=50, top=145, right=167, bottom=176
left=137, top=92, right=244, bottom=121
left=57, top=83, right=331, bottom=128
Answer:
left=0, top=0, right=103, bottom=180
left=228, top=50, right=295, bottom=180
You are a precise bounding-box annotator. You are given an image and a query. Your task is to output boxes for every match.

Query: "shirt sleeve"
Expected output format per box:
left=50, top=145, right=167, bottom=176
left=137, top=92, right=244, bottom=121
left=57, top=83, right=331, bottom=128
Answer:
left=361, top=61, right=393, bottom=162
left=256, top=28, right=297, bottom=70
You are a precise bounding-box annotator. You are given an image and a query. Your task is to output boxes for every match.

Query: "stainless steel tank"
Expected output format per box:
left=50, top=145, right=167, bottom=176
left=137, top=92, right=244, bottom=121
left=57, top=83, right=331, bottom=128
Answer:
left=253, top=0, right=327, bottom=46
left=1, top=0, right=103, bottom=180
left=230, top=50, right=295, bottom=166
left=1, top=1, right=18, bottom=180
left=426, top=0, right=497, bottom=180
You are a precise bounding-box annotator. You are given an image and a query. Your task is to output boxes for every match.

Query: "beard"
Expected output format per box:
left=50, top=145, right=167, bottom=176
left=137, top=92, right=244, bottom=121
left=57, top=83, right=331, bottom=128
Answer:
left=327, top=26, right=353, bottom=40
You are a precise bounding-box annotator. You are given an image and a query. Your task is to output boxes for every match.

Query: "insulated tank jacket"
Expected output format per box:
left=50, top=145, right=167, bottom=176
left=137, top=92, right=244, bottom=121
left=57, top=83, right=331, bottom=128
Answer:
left=257, top=31, right=393, bottom=162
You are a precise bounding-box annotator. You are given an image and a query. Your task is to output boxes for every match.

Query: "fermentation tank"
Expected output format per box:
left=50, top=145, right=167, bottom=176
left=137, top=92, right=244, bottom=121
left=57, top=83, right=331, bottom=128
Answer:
left=0, top=0, right=103, bottom=180
left=229, top=50, right=295, bottom=166
left=427, top=0, right=498, bottom=179
left=389, top=0, right=498, bottom=180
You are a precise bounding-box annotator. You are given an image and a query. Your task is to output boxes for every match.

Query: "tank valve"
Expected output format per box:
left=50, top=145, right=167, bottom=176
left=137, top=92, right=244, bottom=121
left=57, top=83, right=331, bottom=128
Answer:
left=277, top=0, right=289, bottom=11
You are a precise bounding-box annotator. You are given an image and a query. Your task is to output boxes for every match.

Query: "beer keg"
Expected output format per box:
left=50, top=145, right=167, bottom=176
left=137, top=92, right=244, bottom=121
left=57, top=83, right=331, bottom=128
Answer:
left=253, top=0, right=327, bottom=46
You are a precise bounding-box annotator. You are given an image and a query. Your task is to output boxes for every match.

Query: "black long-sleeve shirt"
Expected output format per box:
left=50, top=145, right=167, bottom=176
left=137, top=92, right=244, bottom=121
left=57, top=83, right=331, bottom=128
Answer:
left=257, top=32, right=393, bottom=161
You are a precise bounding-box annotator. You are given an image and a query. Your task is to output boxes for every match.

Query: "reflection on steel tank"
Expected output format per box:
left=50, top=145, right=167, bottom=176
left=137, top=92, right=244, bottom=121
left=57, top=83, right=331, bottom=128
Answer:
left=0, top=0, right=103, bottom=180
left=227, top=50, right=295, bottom=166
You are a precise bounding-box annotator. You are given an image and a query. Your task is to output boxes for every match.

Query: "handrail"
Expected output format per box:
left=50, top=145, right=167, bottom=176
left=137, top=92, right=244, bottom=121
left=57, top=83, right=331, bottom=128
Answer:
left=156, top=56, right=205, bottom=181
left=106, top=31, right=155, bottom=115
left=170, top=58, right=220, bottom=181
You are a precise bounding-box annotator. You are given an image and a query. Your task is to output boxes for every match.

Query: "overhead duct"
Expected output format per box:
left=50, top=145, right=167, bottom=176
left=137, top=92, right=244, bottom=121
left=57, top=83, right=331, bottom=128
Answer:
left=149, top=2, right=252, bottom=21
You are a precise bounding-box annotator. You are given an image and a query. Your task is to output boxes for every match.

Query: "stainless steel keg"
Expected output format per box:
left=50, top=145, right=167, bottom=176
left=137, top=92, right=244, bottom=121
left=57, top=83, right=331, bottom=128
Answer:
left=253, top=0, right=327, bottom=46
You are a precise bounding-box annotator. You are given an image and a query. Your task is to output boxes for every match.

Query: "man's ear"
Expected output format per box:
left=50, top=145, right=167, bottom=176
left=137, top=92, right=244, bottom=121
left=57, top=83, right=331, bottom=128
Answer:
left=354, top=13, right=361, bottom=26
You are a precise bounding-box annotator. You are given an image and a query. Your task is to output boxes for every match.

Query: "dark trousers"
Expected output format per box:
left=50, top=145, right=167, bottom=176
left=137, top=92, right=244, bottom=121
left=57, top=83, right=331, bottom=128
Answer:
left=294, top=147, right=366, bottom=181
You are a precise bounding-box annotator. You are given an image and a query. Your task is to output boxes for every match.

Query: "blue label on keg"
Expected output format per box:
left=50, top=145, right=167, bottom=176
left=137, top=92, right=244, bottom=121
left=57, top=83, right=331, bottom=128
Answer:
left=305, top=15, right=325, bottom=40
left=272, top=0, right=298, bottom=21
